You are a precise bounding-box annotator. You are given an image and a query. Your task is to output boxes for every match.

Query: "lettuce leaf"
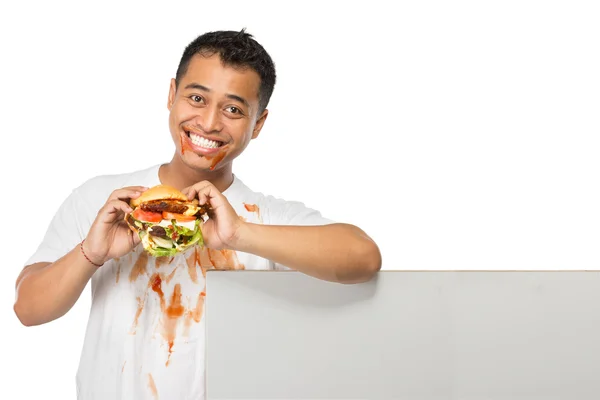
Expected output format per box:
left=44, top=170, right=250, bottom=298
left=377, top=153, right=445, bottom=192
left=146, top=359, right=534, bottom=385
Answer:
left=171, top=219, right=199, bottom=236
left=147, top=246, right=178, bottom=257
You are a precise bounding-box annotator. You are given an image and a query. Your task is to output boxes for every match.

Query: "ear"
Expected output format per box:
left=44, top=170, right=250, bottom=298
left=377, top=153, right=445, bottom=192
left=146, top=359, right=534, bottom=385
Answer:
left=167, top=78, right=177, bottom=110
left=251, top=109, right=269, bottom=139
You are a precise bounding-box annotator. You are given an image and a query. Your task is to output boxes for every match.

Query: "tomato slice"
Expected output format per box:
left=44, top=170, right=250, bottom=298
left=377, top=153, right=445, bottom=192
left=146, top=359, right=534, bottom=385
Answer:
left=133, top=208, right=163, bottom=223
left=162, top=211, right=196, bottom=222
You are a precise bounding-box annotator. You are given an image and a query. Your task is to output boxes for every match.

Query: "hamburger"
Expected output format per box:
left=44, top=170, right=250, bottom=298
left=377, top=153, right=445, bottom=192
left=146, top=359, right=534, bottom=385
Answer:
left=124, top=185, right=209, bottom=257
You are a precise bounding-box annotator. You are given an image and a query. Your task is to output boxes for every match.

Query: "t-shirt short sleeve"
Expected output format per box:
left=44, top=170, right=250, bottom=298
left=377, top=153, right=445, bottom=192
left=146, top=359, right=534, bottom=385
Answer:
left=266, top=198, right=335, bottom=227
left=24, top=189, right=88, bottom=266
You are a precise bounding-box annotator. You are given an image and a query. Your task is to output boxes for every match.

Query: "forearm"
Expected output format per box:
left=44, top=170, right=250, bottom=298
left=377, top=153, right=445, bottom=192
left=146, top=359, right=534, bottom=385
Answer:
left=14, top=246, right=98, bottom=326
left=234, top=223, right=382, bottom=284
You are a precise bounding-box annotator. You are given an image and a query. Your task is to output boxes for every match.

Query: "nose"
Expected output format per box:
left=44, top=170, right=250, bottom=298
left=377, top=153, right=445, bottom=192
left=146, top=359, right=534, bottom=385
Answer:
left=194, top=106, right=222, bottom=133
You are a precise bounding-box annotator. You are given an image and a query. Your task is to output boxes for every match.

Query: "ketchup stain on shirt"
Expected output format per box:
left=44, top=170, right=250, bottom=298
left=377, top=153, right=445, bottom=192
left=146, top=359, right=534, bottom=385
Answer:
left=155, top=256, right=173, bottom=268
left=129, top=296, right=146, bottom=334
left=149, top=273, right=166, bottom=311
left=163, top=283, right=185, bottom=365
left=183, top=291, right=204, bottom=336
left=165, top=268, right=177, bottom=284
left=129, top=251, right=149, bottom=282
left=148, top=373, right=159, bottom=399
left=243, top=203, right=262, bottom=223
left=186, top=247, right=199, bottom=283
left=128, top=245, right=245, bottom=366
left=195, top=246, right=245, bottom=276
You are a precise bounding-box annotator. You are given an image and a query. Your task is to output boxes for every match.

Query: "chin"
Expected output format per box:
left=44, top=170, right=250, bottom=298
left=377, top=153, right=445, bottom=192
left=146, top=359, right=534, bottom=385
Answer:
left=180, top=152, right=228, bottom=172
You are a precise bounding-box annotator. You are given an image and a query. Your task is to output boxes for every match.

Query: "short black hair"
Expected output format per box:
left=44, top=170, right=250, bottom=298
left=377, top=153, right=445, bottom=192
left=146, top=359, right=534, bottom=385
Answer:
left=175, top=29, right=277, bottom=114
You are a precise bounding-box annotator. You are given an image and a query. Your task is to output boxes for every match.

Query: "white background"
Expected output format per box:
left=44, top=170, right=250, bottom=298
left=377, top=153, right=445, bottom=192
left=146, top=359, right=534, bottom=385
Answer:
left=0, top=0, right=598, bottom=398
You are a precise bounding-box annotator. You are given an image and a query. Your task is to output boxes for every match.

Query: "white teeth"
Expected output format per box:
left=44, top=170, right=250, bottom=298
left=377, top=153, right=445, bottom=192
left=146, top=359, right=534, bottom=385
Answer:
left=189, top=132, right=221, bottom=149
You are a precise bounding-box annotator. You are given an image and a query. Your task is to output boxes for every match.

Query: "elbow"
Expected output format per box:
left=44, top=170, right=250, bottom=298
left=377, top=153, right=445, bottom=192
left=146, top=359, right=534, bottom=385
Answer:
left=13, top=299, right=36, bottom=327
left=337, top=237, right=382, bottom=284
left=13, top=284, right=44, bottom=327
left=360, top=239, right=382, bottom=278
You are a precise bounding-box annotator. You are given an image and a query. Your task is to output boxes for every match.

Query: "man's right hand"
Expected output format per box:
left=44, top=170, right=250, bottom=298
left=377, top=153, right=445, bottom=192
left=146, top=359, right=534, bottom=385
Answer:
left=14, top=185, right=149, bottom=326
left=82, top=186, right=148, bottom=265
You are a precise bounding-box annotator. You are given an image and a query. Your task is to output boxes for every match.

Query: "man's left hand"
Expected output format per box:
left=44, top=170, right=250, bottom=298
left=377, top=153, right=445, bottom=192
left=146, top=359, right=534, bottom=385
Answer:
left=182, top=181, right=244, bottom=250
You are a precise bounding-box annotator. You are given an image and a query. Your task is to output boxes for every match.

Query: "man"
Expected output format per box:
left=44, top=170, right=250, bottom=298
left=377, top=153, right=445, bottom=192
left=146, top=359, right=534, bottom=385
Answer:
left=14, top=29, right=381, bottom=399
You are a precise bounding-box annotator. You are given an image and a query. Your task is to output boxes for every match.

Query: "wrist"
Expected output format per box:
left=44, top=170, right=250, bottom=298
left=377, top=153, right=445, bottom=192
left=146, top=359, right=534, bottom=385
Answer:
left=226, top=221, right=255, bottom=252
left=80, top=239, right=105, bottom=267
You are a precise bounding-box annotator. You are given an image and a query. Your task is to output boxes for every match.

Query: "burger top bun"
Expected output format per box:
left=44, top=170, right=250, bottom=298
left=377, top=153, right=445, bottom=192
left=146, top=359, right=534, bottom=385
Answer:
left=129, top=185, right=188, bottom=207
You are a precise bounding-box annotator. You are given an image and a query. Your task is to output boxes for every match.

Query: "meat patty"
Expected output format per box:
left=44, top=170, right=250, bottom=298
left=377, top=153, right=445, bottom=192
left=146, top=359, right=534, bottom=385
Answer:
left=141, top=200, right=189, bottom=214
left=138, top=199, right=212, bottom=220
left=149, top=225, right=168, bottom=239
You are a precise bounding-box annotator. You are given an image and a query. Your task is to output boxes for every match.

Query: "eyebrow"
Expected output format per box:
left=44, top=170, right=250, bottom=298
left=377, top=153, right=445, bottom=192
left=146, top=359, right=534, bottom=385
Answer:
left=184, top=83, right=250, bottom=109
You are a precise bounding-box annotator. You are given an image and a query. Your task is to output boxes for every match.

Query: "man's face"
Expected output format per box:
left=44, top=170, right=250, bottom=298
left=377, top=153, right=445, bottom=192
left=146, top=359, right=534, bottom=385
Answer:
left=167, top=53, right=267, bottom=172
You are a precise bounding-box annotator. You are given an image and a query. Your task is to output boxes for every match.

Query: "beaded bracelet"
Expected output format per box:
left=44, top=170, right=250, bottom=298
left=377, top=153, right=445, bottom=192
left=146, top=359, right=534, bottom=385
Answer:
left=80, top=239, right=104, bottom=267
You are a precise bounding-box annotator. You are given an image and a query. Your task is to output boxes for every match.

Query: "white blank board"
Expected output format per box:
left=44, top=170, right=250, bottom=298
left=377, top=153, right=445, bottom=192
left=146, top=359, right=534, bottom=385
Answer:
left=205, top=271, right=600, bottom=399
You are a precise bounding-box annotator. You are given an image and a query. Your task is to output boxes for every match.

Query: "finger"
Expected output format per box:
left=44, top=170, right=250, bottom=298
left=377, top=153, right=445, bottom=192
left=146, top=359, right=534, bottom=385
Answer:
left=183, top=180, right=215, bottom=201
left=183, top=185, right=201, bottom=201
left=194, top=183, right=229, bottom=209
left=181, top=188, right=201, bottom=204
left=99, top=200, right=134, bottom=222
left=108, top=186, right=149, bottom=202
left=189, top=181, right=216, bottom=204
left=130, top=228, right=141, bottom=246
left=108, top=186, right=148, bottom=202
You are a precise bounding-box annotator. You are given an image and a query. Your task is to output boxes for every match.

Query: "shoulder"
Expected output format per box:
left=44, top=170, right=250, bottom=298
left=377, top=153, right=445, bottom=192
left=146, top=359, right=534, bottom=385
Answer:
left=228, top=176, right=334, bottom=226
left=73, top=164, right=160, bottom=211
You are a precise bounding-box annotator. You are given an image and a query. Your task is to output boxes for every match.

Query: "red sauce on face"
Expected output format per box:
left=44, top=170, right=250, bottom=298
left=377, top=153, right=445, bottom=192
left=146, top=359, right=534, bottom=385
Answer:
left=209, top=151, right=226, bottom=170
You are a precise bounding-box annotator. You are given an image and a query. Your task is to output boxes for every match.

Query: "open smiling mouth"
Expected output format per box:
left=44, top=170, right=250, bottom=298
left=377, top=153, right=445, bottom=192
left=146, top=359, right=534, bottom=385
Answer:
left=184, top=129, right=225, bottom=150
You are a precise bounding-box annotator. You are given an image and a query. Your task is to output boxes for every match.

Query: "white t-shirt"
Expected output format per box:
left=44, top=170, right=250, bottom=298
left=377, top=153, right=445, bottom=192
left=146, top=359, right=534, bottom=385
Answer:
left=25, top=164, right=333, bottom=400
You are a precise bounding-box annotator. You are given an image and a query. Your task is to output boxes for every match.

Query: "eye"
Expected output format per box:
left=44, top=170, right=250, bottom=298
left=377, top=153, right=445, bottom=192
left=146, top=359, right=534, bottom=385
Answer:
left=226, top=106, right=242, bottom=114
left=189, top=95, right=204, bottom=103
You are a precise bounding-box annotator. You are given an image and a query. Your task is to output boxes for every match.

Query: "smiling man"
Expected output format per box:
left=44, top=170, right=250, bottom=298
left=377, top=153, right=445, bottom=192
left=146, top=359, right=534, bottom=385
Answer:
left=13, top=30, right=381, bottom=400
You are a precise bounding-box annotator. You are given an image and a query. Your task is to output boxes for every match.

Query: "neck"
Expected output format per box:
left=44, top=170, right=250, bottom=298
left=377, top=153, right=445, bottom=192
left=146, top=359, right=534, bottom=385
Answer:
left=158, top=154, right=234, bottom=193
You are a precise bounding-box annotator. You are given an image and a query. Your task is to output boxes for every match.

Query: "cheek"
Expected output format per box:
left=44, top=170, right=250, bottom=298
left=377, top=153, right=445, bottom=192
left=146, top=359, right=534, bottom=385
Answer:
left=227, top=120, right=254, bottom=144
left=170, top=102, right=198, bottom=127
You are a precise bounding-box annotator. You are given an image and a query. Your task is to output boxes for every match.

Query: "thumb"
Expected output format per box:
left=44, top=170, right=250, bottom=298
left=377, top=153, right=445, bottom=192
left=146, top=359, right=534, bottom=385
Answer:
left=131, top=229, right=141, bottom=246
